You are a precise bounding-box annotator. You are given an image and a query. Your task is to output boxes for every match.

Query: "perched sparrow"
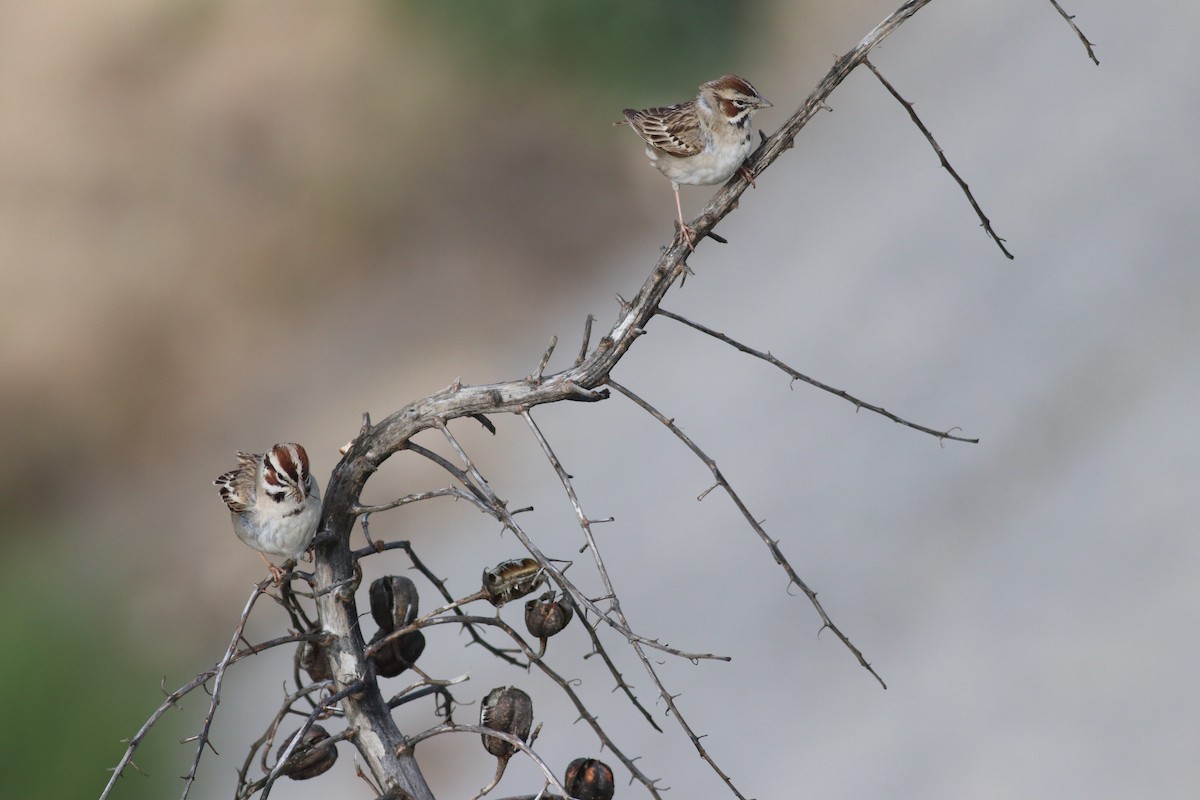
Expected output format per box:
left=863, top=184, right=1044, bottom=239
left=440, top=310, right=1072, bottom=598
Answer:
left=214, top=443, right=321, bottom=582
left=617, top=74, right=771, bottom=248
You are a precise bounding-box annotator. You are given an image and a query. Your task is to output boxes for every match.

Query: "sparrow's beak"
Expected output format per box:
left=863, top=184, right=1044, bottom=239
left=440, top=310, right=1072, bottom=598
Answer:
left=756, top=97, right=773, bottom=110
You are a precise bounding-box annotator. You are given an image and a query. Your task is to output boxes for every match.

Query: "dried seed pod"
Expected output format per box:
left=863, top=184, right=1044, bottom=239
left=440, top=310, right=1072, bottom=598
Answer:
left=276, top=724, right=338, bottom=780
left=564, top=757, right=615, bottom=800
left=479, top=686, right=533, bottom=759
left=369, top=628, right=426, bottom=678
left=524, top=591, right=574, bottom=639
left=482, top=558, right=546, bottom=606
left=369, top=575, right=420, bottom=632
left=298, top=640, right=331, bottom=682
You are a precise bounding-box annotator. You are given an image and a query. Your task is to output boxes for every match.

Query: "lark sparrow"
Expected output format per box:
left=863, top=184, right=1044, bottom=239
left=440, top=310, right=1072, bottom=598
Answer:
left=215, top=443, right=321, bottom=581
left=617, top=74, right=771, bottom=248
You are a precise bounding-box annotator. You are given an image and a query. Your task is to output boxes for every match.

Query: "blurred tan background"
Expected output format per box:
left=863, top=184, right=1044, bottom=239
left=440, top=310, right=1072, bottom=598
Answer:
left=3, top=1, right=1197, bottom=798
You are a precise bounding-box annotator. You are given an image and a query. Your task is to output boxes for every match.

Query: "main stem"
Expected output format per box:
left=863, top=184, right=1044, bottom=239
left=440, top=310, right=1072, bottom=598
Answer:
left=312, top=456, right=434, bottom=800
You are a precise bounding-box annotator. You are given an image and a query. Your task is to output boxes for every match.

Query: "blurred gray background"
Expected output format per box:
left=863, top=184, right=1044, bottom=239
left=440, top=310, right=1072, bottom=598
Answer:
left=2, top=1, right=1196, bottom=798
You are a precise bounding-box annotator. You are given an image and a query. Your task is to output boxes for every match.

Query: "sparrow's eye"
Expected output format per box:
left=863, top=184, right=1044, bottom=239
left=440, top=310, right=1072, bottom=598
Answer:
left=268, top=491, right=286, bottom=503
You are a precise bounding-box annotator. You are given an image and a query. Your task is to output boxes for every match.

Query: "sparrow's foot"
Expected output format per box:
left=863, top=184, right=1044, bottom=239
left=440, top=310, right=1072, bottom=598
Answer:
left=258, top=551, right=288, bottom=585
left=675, top=219, right=697, bottom=251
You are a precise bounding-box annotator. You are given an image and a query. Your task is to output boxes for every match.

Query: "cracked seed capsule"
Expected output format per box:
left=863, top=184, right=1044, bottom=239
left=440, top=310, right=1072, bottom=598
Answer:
left=524, top=591, right=574, bottom=639
left=564, top=757, right=615, bottom=800
left=369, top=628, right=426, bottom=678
left=480, top=686, right=533, bottom=759
left=369, top=575, right=420, bottom=632
left=482, top=558, right=546, bottom=606
left=277, top=725, right=337, bottom=780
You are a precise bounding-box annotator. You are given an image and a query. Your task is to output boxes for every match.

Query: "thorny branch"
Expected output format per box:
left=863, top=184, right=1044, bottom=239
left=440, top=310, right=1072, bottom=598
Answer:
left=358, top=531, right=526, bottom=667
left=102, top=1, right=1102, bottom=798
left=406, top=724, right=569, bottom=798
left=520, top=410, right=663, bottom=726
left=522, top=408, right=748, bottom=798
left=235, top=680, right=333, bottom=792
left=178, top=583, right=267, bottom=799
left=98, top=596, right=326, bottom=800
left=1049, top=0, right=1100, bottom=64
left=607, top=379, right=888, bottom=690
left=656, top=307, right=978, bottom=444
left=431, top=419, right=727, bottom=664
left=255, top=683, right=364, bottom=800
left=863, top=58, right=1014, bottom=260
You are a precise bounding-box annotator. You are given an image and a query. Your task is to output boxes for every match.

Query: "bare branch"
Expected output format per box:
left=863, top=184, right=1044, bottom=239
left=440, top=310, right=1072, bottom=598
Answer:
left=657, top=307, right=979, bottom=443
left=405, top=441, right=494, bottom=512
left=179, top=582, right=270, bottom=800
left=703, top=0, right=935, bottom=241
left=1048, top=0, right=1099, bottom=64
left=520, top=409, right=667, bottom=731
left=531, top=336, right=558, bottom=383
left=394, top=539, right=527, bottom=666
left=354, top=486, right=483, bottom=515
left=433, top=418, right=728, bottom=663
left=864, top=58, right=1014, bottom=259
left=249, top=683, right=363, bottom=800
left=608, top=379, right=888, bottom=690
left=100, top=671, right=213, bottom=800
left=574, top=610, right=663, bottom=732
left=323, top=1, right=940, bottom=495
left=519, top=409, right=746, bottom=798
left=235, top=681, right=335, bottom=796
left=575, top=314, right=595, bottom=366
left=405, top=723, right=568, bottom=798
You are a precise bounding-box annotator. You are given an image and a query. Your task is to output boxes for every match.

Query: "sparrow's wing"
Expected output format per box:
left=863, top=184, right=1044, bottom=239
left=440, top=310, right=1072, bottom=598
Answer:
left=618, top=102, right=706, bottom=157
left=214, top=451, right=261, bottom=512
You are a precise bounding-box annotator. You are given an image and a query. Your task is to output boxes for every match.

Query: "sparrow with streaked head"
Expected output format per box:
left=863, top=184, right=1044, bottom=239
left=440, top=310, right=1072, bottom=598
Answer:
left=617, top=74, right=771, bottom=248
left=215, top=442, right=321, bottom=582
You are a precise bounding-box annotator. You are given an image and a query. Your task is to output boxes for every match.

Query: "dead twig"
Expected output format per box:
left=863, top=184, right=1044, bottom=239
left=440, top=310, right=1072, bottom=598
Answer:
left=864, top=58, right=1014, bottom=259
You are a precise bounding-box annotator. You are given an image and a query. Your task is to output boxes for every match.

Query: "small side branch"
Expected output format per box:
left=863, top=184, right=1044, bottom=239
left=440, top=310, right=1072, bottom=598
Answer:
left=353, top=486, right=482, bottom=515
left=609, top=379, right=887, bottom=690
left=235, top=681, right=335, bottom=797
left=101, top=674, right=213, bottom=800
left=657, top=308, right=978, bottom=444
left=1048, top=0, right=1099, bottom=64
left=521, top=409, right=667, bottom=732
left=406, top=724, right=568, bottom=798
left=101, top=628, right=331, bottom=800
left=517, top=415, right=763, bottom=800
left=531, top=336, right=558, bottom=384
left=396, top=539, right=526, bottom=666
left=864, top=58, right=1014, bottom=260
left=575, top=314, right=595, bottom=366
left=249, top=683, right=364, bottom=800
left=179, top=582, right=270, bottom=800
left=433, top=419, right=726, bottom=662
